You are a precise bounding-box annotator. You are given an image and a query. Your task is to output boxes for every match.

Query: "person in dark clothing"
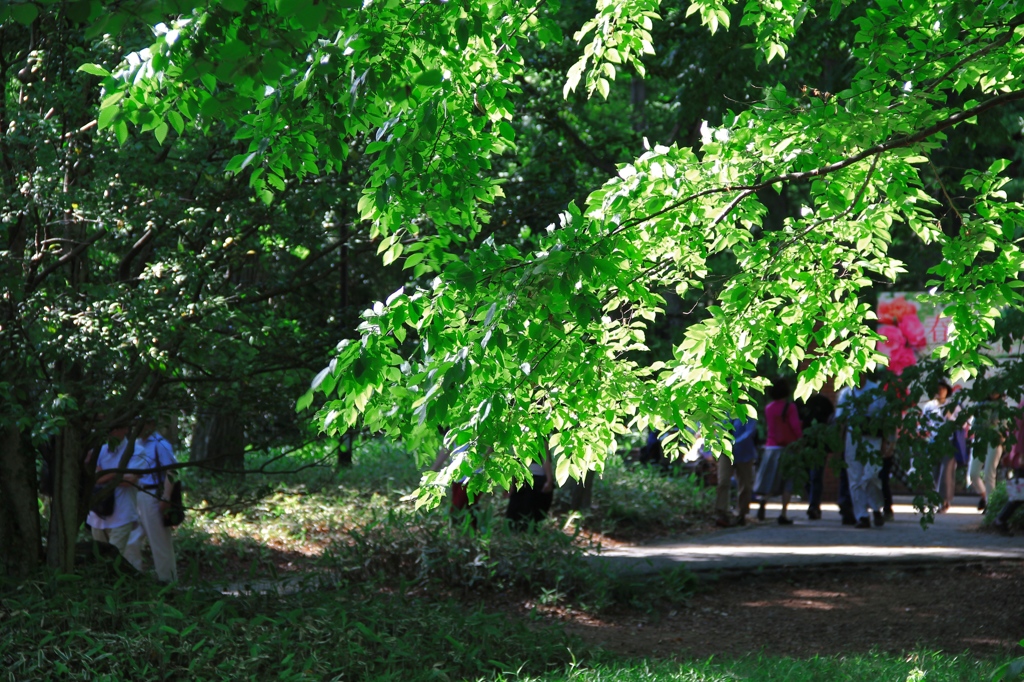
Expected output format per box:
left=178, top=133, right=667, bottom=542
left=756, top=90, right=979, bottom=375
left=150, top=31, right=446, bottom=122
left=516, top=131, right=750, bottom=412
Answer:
left=837, top=467, right=856, bottom=525
left=800, top=393, right=835, bottom=520
left=506, top=444, right=554, bottom=531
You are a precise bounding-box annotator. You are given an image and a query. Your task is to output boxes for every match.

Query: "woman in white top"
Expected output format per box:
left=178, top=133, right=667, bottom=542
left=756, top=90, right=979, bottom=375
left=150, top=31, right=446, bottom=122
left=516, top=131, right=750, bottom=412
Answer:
left=87, top=424, right=145, bottom=571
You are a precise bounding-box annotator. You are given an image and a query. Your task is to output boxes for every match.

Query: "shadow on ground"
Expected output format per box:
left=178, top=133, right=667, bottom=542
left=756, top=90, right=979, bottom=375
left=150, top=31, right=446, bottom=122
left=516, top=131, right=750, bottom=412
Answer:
left=553, top=561, right=1024, bottom=659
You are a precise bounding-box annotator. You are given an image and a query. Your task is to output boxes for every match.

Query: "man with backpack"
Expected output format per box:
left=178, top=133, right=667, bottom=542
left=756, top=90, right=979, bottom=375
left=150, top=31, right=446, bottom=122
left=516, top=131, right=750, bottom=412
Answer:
left=134, top=418, right=179, bottom=583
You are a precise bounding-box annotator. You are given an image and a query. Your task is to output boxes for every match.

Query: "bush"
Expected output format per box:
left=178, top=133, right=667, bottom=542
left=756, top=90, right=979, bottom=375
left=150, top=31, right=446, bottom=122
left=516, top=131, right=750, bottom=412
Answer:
left=576, top=456, right=714, bottom=534
left=319, top=504, right=628, bottom=610
left=984, top=480, right=1024, bottom=531
left=317, top=497, right=699, bottom=614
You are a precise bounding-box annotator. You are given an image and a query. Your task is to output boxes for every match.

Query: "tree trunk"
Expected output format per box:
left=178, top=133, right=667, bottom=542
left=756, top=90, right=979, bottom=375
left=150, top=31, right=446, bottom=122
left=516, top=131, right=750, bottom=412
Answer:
left=567, top=470, right=596, bottom=511
left=191, top=411, right=245, bottom=471
left=0, top=424, right=42, bottom=576
left=46, top=425, right=83, bottom=571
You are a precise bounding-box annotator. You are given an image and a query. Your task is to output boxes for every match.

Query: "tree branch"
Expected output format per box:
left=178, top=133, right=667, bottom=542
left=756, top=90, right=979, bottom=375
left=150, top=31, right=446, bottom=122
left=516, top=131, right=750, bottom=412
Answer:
left=610, top=88, right=1024, bottom=239
left=27, top=228, right=107, bottom=292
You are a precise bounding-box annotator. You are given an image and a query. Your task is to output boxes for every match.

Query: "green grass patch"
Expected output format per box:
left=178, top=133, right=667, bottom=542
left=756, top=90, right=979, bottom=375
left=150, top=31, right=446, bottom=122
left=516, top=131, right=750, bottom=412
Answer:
left=536, top=652, right=1001, bottom=681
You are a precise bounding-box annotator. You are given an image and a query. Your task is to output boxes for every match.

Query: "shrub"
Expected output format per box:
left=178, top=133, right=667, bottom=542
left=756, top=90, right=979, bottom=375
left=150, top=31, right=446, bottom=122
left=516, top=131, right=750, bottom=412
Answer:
left=576, top=456, right=714, bottom=534
left=984, top=480, right=1024, bottom=531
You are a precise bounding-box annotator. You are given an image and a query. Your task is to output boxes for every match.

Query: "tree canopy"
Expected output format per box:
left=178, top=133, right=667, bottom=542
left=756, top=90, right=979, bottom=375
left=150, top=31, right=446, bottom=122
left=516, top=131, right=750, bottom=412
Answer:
left=5, top=0, right=1024, bottom=526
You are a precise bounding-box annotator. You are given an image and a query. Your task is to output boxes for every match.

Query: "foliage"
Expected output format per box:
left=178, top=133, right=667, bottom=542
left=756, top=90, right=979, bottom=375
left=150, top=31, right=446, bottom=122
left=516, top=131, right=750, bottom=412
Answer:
left=0, top=563, right=583, bottom=681
left=0, top=561, right=1003, bottom=681
left=984, top=481, right=1024, bottom=532
left=105, top=0, right=1024, bottom=506
left=0, top=0, right=421, bottom=572
left=992, top=640, right=1024, bottom=682
left=320, top=506, right=623, bottom=609
left=173, top=437, right=702, bottom=612
left=12, top=0, right=1024, bottom=558
left=575, top=456, right=714, bottom=534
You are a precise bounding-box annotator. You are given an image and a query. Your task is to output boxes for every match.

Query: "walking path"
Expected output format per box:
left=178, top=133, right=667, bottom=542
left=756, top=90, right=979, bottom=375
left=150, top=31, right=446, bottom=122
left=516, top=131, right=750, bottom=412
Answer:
left=594, top=495, right=1024, bottom=575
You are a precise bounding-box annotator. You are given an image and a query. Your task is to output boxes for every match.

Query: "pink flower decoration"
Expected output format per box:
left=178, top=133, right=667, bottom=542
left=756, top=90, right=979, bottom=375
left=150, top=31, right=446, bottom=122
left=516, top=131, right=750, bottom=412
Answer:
left=877, top=324, right=905, bottom=357
left=887, top=345, right=918, bottom=375
left=899, top=312, right=927, bottom=348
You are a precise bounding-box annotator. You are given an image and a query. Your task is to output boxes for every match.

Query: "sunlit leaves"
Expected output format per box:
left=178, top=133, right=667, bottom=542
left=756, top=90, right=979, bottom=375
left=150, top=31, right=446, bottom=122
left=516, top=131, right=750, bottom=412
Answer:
left=89, top=0, right=1024, bottom=506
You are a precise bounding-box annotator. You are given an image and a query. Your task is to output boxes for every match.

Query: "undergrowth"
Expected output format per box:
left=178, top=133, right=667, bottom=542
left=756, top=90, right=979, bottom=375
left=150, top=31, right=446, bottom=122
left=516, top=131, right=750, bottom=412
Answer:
left=572, top=456, right=715, bottom=536
left=0, top=562, right=582, bottom=681
left=983, top=480, right=1024, bottom=532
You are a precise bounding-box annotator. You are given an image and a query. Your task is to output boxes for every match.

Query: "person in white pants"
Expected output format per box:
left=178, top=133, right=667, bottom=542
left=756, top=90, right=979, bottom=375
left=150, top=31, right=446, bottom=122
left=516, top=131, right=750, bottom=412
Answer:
left=970, top=392, right=1006, bottom=512
left=87, top=425, right=145, bottom=572
left=134, top=421, right=178, bottom=583
left=844, top=432, right=885, bottom=527
left=837, top=377, right=887, bottom=528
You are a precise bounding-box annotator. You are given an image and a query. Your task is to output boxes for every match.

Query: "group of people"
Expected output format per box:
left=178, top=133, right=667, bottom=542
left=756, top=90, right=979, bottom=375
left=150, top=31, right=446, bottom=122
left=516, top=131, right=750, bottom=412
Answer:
left=714, top=377, right=833, bottom=528
left=86, top=419, right=179, bottom=582
left=714, top=373, right=1024, bottom=529
left=431, top=439, right=554, bottom=531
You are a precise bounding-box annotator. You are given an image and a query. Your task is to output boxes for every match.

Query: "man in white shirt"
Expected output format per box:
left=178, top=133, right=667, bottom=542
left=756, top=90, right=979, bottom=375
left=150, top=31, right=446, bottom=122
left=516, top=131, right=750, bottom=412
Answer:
left=134, top=419, right=179, bottom=583
left=87, top=425, right=145, bottom=571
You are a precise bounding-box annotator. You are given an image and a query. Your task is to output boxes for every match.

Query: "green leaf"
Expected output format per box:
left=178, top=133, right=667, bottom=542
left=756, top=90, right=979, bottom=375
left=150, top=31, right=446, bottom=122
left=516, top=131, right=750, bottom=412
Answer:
left=456, top=18, right=470, bottom=50
left=498, top=120, right=515, bottom=142
left=11, top=3, right=38, bottom=25
left=415, top=70, right=443, bottom=87
left=100, top=91, right=124, bottom=109
left=77, top=63, right=111, bottom=78
left=97, top=105, right=118, bottom=130
left=167, top=110, right=185, bottom=135
left=154, top=121, right=169, bottom=145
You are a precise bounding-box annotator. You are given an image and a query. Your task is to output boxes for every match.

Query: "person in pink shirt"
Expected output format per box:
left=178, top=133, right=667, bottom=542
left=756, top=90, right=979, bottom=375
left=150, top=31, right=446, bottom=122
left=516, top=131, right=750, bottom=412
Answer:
left=754, top=377, right=803, bottom=524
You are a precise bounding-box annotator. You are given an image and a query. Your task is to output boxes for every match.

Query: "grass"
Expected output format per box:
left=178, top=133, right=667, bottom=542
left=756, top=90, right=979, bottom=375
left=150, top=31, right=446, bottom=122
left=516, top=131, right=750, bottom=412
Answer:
left=530, top=652, right=1002, bottom=681
left=0, top=562, right=582, bottom=681
left=0, top=564, right=1007, bottom=682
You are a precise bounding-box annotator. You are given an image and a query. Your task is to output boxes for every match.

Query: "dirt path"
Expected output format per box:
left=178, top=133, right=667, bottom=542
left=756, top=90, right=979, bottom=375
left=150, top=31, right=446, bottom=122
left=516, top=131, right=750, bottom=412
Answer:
left=551, top=561, right=1024, bottom=659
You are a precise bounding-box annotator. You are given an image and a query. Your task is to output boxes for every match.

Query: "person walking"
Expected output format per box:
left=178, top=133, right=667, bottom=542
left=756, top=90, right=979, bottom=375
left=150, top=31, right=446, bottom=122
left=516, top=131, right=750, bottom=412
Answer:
left=837, top=374, right=887, bottom=528
left=922, top=379, right=959, bottom=512
left=970, top=391, right=1006, bottom=512
left=134, top=419, right=179, bottom=583
left=994, top=400, right=1024, bottom=532
left=800, top=393, right=835, bottom=520
left=87, top=423, right=145, bottom=572
left=715, top=417, right=757, bottom=527
left=754, top=378, right=802, bottom=525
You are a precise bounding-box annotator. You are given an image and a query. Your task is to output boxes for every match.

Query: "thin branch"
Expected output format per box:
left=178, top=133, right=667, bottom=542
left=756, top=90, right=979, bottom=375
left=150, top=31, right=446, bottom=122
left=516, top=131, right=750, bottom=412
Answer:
left=27, top=228, right=107, bottom=292
left=608, top=88, right=1024, bottom=240
left=924, top=15, right=1024, bottom=94
left=927, top=159, right=964, bottom=224
left=767, top=152, right=882, bottom=268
